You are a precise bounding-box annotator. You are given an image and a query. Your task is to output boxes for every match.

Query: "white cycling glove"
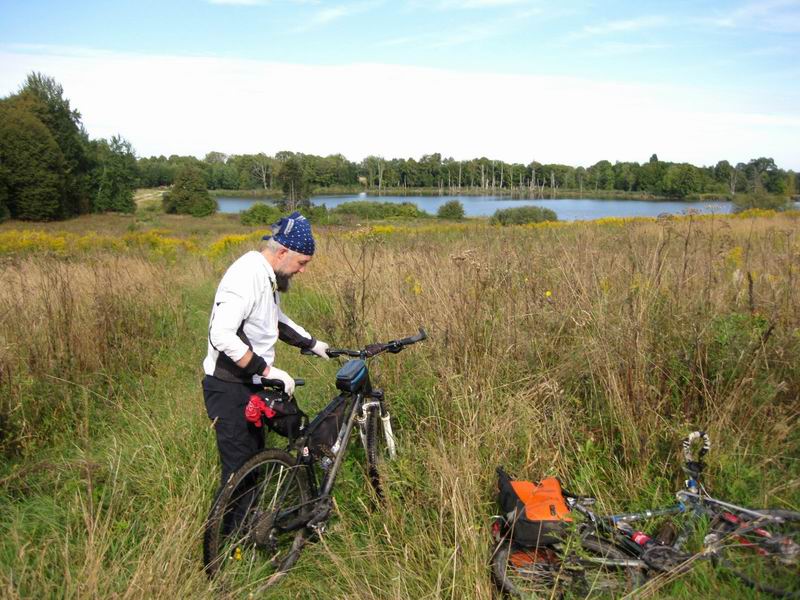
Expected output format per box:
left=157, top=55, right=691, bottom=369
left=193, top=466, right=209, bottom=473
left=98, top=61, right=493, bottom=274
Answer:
left=310, top=340, right=330, bottom=360
left=265, top=365, right=295, bottom=396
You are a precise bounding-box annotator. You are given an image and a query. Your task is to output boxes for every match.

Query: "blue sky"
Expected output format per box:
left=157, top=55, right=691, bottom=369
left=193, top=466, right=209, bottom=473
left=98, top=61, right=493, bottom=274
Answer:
left=1, top=0, right=798, bottom=168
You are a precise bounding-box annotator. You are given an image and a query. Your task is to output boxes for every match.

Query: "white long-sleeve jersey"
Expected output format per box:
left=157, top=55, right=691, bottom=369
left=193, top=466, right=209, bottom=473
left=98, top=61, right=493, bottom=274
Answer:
left=202, top=251, right=314, bottom=383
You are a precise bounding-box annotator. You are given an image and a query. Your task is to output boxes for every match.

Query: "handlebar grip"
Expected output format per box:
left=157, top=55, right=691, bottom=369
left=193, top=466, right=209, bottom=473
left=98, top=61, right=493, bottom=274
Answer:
left=301, top=348, right=333, bottom=358
left=396, top=327, right=427, bottom=346
left=260, top=377, right=305, bottom=390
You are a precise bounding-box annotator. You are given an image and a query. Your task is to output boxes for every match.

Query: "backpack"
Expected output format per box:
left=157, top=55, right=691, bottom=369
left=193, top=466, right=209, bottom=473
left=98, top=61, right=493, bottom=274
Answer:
left=496, top=467, right=572, bottom=547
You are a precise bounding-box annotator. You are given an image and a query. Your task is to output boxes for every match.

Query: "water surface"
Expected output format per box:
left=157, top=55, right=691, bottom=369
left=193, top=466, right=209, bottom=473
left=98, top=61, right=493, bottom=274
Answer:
left=217, top=193, right=737, bottom=221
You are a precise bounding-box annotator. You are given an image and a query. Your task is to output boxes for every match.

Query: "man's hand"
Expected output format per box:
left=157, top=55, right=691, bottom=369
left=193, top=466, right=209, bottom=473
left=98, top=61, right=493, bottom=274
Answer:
left=264, top=365, right=295, bottom=395
left=310, top=340, right=330, bottom=360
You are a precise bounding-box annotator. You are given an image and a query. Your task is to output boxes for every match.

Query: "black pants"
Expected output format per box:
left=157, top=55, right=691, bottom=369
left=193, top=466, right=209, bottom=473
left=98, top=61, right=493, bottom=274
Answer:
left=203, top=375, right=265, bottom=488
left=203, top=375, right=266, bottom=535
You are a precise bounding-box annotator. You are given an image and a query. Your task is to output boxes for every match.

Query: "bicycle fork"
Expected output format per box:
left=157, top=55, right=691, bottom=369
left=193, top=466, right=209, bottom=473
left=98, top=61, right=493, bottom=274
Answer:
left=356, top=390, right=397, bottom=459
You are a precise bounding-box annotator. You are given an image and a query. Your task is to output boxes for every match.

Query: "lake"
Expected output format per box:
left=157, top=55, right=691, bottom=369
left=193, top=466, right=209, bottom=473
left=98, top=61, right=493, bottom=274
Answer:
left=217, top=194, right=739, bottom=221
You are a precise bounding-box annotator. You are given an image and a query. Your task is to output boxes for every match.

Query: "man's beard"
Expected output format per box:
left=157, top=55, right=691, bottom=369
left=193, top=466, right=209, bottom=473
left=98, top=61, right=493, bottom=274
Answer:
left=275, top=271, right=292, bottom=292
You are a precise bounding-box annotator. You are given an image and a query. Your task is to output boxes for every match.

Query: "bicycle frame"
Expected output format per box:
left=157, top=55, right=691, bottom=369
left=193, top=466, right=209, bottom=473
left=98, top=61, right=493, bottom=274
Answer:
left=567, top=432, right=789, bottom=564
left=269, top=361, right=390, bottom=534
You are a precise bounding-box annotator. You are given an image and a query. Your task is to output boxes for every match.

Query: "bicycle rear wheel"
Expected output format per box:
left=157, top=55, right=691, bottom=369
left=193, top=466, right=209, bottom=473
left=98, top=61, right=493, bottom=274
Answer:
left=492, top=536, right=644, bottom=598
left=711, top=508, right=800, bottom=598
left=203, top=448, right=312, bottom=593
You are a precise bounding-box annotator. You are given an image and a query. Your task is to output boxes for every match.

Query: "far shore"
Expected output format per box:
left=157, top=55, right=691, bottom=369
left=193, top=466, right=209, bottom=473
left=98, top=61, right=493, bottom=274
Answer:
left=208, top=186, right=732, bottom=202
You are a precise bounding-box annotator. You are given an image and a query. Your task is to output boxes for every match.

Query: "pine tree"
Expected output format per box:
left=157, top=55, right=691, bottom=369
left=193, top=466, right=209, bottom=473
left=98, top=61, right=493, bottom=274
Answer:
left=93, top=136, right=138, bottom=213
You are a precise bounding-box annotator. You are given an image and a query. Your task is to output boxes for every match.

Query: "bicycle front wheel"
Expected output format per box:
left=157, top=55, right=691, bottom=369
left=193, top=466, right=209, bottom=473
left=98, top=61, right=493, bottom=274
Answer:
left=711, top=508, right=800, bottom=598
left=365, top=406, right=387, bottom=499
left=203, top=448, right=312, bottom=594
left=491, top=536, right=644, bottom=599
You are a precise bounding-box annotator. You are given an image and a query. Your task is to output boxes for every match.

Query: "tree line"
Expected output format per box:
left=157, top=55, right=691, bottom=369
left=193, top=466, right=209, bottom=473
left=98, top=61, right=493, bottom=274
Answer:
left=1, top=73, right=796, bottom=222
left=141, top=151, right=796, bottom=202
left=0, top=73, right=138, bottom=221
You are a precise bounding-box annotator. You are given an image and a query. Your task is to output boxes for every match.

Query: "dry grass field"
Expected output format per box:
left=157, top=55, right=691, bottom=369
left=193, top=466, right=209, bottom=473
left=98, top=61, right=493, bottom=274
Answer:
left=0, top=209, right=797, bottom=598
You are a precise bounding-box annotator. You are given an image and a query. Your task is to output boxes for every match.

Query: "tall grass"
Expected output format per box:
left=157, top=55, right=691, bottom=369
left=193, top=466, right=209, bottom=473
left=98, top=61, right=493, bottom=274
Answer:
left=0, top=211, right=797, bottom=598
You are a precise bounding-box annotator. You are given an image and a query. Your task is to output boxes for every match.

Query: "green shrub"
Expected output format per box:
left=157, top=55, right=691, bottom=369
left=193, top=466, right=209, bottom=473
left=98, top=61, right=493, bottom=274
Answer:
left=437, top=200, right=465, bottom=220
left=240, top=202, right=281, bottom=226
left=490, top=205, right=558, bottom=225
left=732, top=191, right=792, bottom=213
left=162, top=166, right=217, bottom=217
left=332, top=201, right=427, bottom=219
left=304, top=204, right=339, bottom=224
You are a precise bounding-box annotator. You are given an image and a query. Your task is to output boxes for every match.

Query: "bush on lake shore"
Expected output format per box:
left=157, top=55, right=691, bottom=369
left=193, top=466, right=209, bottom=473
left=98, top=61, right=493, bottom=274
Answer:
left=437, top=199, right=465, bottom=220
left=490, top=205, right=557, bottom=225
left=732, top=191, right=793, bottom=213
left=240, top=202, right=282, bottom=226
left=333, top=200, right=428, bottom=220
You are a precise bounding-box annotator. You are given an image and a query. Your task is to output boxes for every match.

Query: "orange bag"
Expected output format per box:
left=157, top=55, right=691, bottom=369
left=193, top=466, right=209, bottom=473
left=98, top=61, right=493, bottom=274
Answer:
left=497, top=468, right=572, bottom=547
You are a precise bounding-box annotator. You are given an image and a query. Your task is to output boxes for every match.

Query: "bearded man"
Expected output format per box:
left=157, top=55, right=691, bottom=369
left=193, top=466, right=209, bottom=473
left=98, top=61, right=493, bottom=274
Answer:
left=202, top=211, right=329, bottom=488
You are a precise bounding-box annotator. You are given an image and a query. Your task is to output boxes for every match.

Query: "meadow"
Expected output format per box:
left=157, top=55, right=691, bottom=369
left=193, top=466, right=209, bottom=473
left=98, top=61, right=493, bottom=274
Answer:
left=0, top=207, right=798, bottom=598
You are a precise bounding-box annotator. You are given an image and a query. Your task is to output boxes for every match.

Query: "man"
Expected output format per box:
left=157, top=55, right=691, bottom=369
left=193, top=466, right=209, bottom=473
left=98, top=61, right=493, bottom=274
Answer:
left=202, top=211, right=329, bottom=488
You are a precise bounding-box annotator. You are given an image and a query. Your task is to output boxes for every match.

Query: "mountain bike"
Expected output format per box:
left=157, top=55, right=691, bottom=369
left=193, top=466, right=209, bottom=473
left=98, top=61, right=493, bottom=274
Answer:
left=203, top=328, right=427, bottom=594
left=491, top=431, right=800, bottom=598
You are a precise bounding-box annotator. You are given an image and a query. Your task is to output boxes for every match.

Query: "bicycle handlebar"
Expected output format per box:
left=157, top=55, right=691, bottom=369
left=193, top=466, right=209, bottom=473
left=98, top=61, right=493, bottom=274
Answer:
left=682, top=430, right=710, bottom=463
left=301, top=327, right=427, bottom=359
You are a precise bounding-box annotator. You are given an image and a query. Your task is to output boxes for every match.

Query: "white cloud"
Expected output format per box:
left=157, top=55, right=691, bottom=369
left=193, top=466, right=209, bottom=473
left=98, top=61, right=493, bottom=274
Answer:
left=206, top=0, right=266, bottom=5
left=706, top=0, right=800, bottom=32
left=568, top=15, right=668, bottom=39
left=1, top=47, right=797, bottom=169
left=293, top=1, right=378, bottom=31
left=591, top=41, right=668, bottom=56
left=378, top=6, right=542, bottom=48
left=205, top=0, right=320, bottom=5
left=434, top=0, right=534, bottom=8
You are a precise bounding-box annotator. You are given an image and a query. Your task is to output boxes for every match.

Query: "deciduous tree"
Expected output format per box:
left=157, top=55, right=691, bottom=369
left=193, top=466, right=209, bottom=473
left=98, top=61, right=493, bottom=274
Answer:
left=0, top=99, right=66, bottom=220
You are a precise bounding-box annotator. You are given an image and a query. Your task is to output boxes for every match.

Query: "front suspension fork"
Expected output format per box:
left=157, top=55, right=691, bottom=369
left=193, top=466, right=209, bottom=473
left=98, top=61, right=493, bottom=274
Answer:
left=356, top=390, right=397, bottom=459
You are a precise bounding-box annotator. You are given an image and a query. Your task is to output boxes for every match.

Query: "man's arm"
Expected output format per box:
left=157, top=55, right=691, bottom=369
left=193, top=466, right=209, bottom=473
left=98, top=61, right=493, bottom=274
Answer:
left=234, top=349, right=268, bottom=375
left=208, top=291, right=252, bottom=363
left=277, top=305, right=330, bottom=359
left=277, top=305, right=315, bottom=349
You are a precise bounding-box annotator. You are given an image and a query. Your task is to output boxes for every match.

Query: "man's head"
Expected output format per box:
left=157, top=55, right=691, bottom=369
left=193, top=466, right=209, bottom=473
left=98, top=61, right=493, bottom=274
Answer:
left=260, top=212, right=315, bottom=291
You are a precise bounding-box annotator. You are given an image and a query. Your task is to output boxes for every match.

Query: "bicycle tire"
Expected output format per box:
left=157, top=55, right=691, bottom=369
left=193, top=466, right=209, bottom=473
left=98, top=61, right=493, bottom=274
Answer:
left=203, top=448, right=312, bottom=593
left=364, top=406, right=384, bottom=499
left=491, top=536, right=644, bottom=598
left=711, top=508, right=800, bottom=598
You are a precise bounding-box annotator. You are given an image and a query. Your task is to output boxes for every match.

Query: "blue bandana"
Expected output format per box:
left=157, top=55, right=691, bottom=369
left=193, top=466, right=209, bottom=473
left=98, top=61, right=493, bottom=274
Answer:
left=263, top=211, right=315, bottom=256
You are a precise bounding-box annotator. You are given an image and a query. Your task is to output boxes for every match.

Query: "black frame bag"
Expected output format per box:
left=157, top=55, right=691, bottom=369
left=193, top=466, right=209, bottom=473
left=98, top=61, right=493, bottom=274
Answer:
left=305, top=395, right=347, bottom=458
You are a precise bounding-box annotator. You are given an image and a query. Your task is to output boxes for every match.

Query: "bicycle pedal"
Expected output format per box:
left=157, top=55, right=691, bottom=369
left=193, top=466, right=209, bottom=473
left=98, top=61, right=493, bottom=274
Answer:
left=310, top=522, right=327, bottom=536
